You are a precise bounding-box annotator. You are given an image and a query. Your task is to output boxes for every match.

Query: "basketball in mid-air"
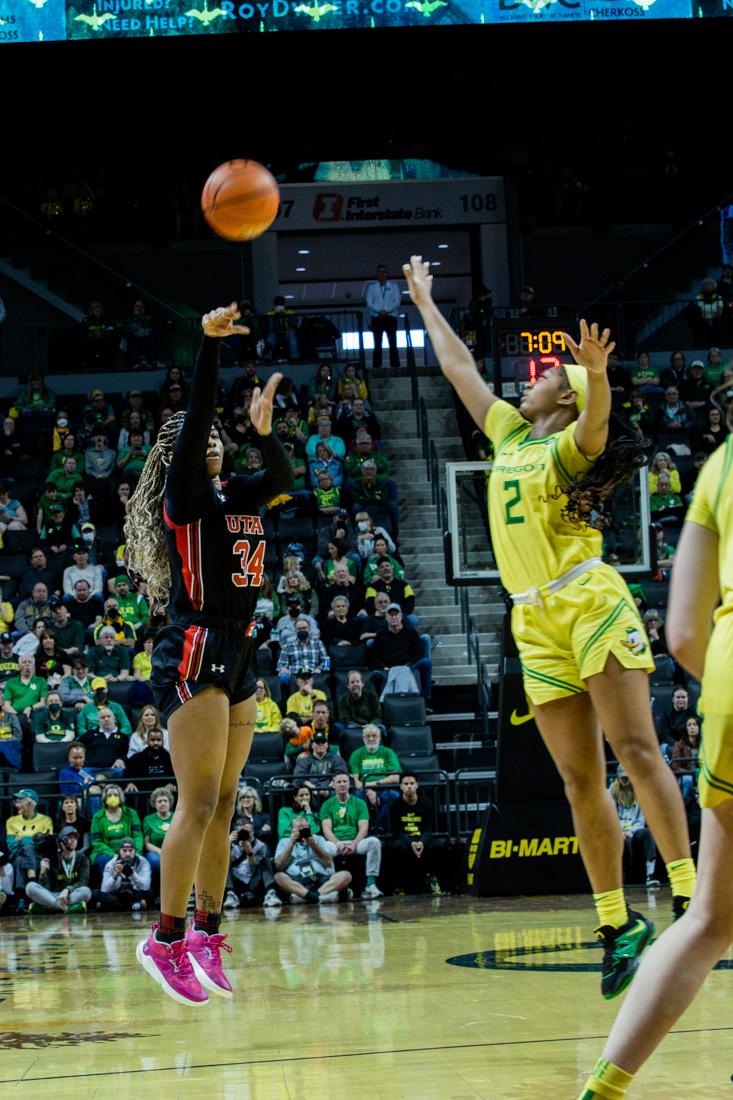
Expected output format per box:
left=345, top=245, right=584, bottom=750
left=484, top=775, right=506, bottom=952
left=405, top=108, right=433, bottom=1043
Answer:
left=201, top=159, right=280, bottom=242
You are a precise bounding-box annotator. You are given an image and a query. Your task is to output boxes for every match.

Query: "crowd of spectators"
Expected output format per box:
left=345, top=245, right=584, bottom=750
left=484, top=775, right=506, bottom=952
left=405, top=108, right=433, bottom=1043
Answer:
left=0, top=341, right=444, bottom=918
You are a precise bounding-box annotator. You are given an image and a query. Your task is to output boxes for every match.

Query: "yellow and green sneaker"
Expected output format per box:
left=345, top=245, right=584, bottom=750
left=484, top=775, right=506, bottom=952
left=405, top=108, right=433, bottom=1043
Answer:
left=595, top=908, right=654, bottom=999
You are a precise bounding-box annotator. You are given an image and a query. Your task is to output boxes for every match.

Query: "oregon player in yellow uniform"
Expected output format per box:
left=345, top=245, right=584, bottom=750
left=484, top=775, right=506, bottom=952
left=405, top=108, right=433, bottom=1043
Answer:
left=577, top=426, right=733, bottom=1098
left=403, top=255, right=695, bottom=1001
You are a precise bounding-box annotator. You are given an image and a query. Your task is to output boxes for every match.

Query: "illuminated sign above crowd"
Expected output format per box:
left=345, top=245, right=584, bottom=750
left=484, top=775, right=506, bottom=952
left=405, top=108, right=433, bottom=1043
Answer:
left=1, top=0, right=730, bottom=42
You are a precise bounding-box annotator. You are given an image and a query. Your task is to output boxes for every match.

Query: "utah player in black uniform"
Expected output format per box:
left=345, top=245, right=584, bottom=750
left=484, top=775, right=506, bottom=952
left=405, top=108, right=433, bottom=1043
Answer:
left=126, top=303, right=292, bottom=1005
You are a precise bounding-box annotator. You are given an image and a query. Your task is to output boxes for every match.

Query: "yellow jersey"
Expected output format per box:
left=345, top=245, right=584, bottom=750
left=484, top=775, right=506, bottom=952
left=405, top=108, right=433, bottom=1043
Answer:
left=484, top=400, right=601, bottom=594
left=685, top=435, right=733, bottom=621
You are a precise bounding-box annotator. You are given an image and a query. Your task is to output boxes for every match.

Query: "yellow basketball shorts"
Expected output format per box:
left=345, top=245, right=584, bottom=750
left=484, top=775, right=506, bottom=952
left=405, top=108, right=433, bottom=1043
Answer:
left=512, top=563, right=654, bottom=705
left=697, top=614, right=733, bottom=809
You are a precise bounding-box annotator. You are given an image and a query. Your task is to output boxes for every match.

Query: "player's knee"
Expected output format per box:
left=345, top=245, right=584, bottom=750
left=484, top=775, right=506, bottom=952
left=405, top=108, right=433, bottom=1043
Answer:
left=688, top=901, right=733, bottom=945
left=212, top=785, right=238, bottom=822
left=178, top=787, right=221, bottom=828
left=559, top=763, right=601, bottom=804
left=616, top=740, right=664, bottom=781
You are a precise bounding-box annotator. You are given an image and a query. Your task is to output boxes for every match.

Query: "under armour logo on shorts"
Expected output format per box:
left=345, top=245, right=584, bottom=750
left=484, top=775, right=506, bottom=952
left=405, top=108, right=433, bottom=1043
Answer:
left=211, top=663, right=226, bottom=673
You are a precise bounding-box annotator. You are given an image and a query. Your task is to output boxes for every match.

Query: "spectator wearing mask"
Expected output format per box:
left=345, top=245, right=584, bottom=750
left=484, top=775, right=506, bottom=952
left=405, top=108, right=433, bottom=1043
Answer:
left=277, top=622, right=328, bottom=690
left=90, top=787, right=143, bottom=875
left=26, top=825, right=91, bottom=913
left=273, top=594, right=320, bottom=649
left=97, top=837, right=152, bottom=912
left=32, top=690, right=74, bottom=743
left=92, top=600, right=137, bottom=649
left=353, top=510, right=396, bottom=563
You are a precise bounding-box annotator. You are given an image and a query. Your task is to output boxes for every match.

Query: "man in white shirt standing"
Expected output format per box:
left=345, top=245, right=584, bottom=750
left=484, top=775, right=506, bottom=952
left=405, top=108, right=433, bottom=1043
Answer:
left=365, top=264, right=401, bottom=370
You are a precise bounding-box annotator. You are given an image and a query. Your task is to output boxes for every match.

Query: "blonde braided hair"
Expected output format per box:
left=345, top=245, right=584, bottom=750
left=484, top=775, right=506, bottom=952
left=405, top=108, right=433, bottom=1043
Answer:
left=124, top=412, right=186, bottom=605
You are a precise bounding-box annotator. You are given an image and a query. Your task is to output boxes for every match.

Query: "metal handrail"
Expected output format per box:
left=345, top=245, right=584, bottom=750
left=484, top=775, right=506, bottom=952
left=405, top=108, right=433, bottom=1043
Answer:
left=588, top=195, right=733, bottom=308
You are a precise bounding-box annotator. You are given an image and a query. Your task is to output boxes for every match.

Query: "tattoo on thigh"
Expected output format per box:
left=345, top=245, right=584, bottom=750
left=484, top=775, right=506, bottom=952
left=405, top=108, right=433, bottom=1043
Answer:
left=195, top=889, right=220, bottom=913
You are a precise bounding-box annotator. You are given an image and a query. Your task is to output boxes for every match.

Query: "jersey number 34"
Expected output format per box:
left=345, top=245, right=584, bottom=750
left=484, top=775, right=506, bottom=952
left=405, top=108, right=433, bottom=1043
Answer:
left=231, top=539, right=266, bottom=588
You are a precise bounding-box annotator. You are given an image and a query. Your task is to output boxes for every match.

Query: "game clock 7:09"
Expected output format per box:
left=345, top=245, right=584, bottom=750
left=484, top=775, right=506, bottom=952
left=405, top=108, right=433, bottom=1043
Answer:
left=499, top=329, right=568, bottom=356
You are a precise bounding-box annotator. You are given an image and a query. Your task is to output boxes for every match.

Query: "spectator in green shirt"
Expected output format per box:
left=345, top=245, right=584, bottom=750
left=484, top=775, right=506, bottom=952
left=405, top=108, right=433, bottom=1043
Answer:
left=76, top=678, right=132, bottom=735
left=277, top=783, right=323, bottom=839
left=116, top=430, right=151, bottom=480
left=89, top=783, right=143, bottom=874
left=143, top=786, right=175, bottom=883
left=349, top=724, right=401, bottom=819
left=47, top=456, right=84, bottom=500
left=3, top=655, right=48, bottom=741
left=319, top=772, right=382, bottom=898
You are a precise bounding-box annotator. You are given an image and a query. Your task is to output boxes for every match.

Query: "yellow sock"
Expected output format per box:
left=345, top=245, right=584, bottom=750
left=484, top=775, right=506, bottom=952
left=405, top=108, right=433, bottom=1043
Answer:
left=666, top=857, right=696, bottom=899
left=578, top=1058, right=633, bottom=1099
left=593, top=888, right=628, bottom=929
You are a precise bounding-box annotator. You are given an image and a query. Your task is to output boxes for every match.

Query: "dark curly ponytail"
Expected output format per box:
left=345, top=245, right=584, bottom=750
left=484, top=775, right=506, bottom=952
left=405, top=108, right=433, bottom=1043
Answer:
left=560, top=416, right=654, bottom=530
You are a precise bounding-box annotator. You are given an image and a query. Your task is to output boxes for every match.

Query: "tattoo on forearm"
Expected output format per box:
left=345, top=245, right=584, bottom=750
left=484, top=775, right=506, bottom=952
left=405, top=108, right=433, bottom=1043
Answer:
left=196, top=889, right=220, bottom=913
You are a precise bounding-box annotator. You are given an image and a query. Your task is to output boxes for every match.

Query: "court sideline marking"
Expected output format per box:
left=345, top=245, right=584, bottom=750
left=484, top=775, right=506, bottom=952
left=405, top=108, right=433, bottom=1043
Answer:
left=3, top=1025, right=733, bottom=1084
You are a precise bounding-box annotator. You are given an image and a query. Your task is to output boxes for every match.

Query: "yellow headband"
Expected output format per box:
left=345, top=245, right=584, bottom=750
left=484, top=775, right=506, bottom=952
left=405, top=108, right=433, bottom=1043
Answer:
left=563, top=363, right=587, bottom=413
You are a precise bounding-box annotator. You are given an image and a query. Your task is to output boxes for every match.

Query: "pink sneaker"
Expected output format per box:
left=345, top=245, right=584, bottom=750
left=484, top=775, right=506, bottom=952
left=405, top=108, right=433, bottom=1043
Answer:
left=186, top=927, right=234, bottom=999
left=136, top=924, right=209, bottom=1006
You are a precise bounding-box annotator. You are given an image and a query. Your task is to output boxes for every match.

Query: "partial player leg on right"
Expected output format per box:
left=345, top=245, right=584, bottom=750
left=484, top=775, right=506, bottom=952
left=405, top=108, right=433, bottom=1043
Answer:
left=581, top=798, right=733, bottom=1093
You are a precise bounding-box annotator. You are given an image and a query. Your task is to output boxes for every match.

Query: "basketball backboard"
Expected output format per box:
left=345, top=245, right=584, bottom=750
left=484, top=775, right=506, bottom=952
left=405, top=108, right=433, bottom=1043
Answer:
left=444, top=460, right=652, bottom=585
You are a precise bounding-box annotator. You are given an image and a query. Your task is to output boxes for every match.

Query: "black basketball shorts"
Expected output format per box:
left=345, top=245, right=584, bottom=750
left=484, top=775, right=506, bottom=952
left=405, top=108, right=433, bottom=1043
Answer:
left=151, top=619, right=258, bottom=724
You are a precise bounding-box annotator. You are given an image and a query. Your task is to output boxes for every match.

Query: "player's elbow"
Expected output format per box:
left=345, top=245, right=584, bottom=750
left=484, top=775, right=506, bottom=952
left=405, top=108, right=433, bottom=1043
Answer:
left=667, top=623, right=701, bottom=674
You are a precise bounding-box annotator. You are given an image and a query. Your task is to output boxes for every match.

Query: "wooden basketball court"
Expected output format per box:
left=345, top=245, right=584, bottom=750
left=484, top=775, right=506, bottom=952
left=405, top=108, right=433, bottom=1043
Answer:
left=1, top=890, right=731, bottom=1099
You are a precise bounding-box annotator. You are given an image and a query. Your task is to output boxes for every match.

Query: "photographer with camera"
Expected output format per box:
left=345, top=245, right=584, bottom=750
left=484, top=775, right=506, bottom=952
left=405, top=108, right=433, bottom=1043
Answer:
left=226, top=819, right=280, bottom=909
left=273, top=813, right=351, bottom=904
left=97, top=837, right=151, bottom=911
left=25, top=825, right=91, bottom=913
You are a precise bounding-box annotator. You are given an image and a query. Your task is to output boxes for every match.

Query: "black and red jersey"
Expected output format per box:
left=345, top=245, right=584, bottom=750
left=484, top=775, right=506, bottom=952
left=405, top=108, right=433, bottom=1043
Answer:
left=162, top=336, right=292, bottom=625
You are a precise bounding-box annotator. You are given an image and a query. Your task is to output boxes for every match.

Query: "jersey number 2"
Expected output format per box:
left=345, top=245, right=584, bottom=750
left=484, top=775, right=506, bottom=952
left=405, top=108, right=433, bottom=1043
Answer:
left=503, top=480, right=525, bottom=525
left=232, top=539, right=265, bottom=588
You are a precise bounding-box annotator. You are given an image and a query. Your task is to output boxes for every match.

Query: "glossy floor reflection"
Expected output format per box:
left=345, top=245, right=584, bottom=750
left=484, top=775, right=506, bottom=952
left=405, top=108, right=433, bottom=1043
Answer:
left=1, top=890, right=732, bottom=1099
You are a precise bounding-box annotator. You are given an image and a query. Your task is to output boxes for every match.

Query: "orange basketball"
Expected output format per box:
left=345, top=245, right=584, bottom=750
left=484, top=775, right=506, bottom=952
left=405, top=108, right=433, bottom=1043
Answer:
left=201, top=159, right=280, bottom=242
